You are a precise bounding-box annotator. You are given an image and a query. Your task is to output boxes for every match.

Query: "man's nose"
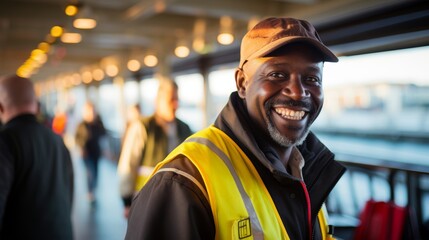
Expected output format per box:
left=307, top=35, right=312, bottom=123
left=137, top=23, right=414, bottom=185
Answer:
left=282, top=77, right=308, bottom=100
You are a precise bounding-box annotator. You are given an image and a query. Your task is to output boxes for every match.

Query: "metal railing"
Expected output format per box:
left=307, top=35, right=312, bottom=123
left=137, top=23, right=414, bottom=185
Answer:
left=327, top=153, right=429, bottom=239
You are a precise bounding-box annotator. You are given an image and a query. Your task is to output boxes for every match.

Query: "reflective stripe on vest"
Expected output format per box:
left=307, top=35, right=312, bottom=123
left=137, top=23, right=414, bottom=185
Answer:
left=150, top=125, right=332, bottom=240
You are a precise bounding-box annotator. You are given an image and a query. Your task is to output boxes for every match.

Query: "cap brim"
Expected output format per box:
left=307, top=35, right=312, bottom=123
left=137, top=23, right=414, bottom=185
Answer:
left=242, top=36, right=338, bottom=67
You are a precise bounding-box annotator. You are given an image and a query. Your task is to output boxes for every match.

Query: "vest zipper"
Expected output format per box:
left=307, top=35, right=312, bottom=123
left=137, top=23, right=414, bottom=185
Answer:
left=300, top=181, right=313, bottom=240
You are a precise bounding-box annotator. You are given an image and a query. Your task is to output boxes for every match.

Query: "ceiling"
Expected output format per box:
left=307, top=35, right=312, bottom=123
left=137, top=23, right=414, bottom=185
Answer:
left=1, top=0, right=428, bottom=82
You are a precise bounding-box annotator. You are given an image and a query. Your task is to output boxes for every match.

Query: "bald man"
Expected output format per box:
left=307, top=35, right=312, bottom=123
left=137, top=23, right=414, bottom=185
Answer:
left=0, top=75, right=74, bottom=240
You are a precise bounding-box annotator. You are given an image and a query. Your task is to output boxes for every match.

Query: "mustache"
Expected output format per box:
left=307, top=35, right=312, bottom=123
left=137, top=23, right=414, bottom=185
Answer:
left=266, top=98, right=312, bottom=110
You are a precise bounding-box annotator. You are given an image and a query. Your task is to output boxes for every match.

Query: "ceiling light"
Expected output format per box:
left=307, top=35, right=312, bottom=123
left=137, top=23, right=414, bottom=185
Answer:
left=217, top=33, right=234, bottom=45
left=72, top=73, right=82, bottom=85
left=82, top=70, right=92, bottom=84
left=144, top=55, right=158, bottom=67
left=175, top=46, right=190, bottom=58
left=61, top=32, right=82, bottom=44
left=193, top=19, right=206, bottom=53
left=127, top=59, right=141, bottom=72
left=31, top=49, right=44, bottom=58
left=50, top=26, right=63, bottom=37
left=217, top=16, right=234, bottom=45
left=38, top=42, right=50, bottom=53
left=65, top=4, right=78, bottom=16
left=73, top=6, right=97, bottom=29
left=93, top=68, right=104, bottom=81
left=73, top=18, right=96, bottom=29
left=106, top=64, right=119, bottom=77
left=32, top=52, right=47, bottom=64
left=16, top=66, right=31, bottom=78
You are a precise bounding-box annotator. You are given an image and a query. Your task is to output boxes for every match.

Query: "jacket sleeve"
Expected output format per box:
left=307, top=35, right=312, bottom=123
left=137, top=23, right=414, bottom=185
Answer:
left=125, top=159, right=215, bottom=240
left=0, top=135, right=14, bottom=229
left=117, top=121, right=146, bottom=206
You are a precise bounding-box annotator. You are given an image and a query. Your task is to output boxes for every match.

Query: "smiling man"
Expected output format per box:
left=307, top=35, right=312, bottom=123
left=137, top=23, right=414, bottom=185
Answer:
left=125, top=17, right=346, bottom=240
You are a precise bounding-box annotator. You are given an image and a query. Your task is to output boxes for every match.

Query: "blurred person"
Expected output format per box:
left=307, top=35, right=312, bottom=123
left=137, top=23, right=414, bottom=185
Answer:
left=36, top=101, right=52, bottom=128
left=125, top=17, right=346, bottom=239
left=121, top=103, right=142, bottom=146
left=52, top=105, right=68, bottom=136
left=117, top=79, right=192, bottom=218
left=0, top=75, right=74, bottom=239
left=75, top=101, right=106, bottom=206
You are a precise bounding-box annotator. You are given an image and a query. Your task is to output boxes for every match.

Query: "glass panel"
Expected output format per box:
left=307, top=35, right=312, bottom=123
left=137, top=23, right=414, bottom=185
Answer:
left=98, top=84, right=122, bottom=133
left=139, top=78, right=159, bottom=116
left=175, top=73, right=204, bottom=132
left=124, top=80, right=140, bottom=106
left=207, top=68, right=237, bottom=123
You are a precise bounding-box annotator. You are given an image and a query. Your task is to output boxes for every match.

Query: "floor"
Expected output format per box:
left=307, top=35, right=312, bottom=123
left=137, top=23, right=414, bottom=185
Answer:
left=71, top=150, right=128, bottom=240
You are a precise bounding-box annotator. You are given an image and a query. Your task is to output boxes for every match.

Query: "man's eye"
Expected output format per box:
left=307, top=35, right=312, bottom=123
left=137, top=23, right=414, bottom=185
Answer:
left=306, top=76, right=321, bottom=83
left=269, top=72, right=286, bottom=79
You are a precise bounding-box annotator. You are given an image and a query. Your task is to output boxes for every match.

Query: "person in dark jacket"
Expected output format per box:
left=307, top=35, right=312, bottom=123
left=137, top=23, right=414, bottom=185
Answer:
left=75, top=101, right=106, bottom=205
left=125, top=17, right=346, bottom=240
left=118, top=79, right=192, bottom=218
left=0, top=75, right=74, bottom=240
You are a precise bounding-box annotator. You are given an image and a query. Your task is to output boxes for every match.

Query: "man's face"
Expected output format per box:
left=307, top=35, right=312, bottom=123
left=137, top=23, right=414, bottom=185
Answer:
left=157, top=85, right=179, bottom=121
left=83, top=104, right=95, bottom=123
left=237, top=44, right=324, bottom=147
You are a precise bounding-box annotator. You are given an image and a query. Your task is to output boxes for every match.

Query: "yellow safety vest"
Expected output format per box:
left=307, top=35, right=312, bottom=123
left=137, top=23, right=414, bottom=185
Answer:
left=150, top=125, right=334, bottom=240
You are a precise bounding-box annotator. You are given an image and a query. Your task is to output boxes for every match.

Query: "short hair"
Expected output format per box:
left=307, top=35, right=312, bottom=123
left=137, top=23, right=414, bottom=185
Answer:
left=157, top=79, right=178, bottom=95
left=156, top=79, right=178, bottom=101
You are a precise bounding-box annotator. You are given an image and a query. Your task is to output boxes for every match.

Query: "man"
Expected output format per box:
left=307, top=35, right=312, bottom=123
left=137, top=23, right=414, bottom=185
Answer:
left=0, top=75, right=74, bottom=239
left=117, top=79, right=192, bottom=218
left=125, top=17, right=346, bottom=239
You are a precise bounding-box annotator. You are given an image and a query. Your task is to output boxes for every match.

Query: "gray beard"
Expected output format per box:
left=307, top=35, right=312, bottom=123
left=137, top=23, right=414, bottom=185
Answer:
left=266, top=118, right=310, bottom=147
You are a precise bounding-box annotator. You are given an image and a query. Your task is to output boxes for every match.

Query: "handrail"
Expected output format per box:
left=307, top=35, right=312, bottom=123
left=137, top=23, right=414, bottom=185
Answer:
left=335, top=153, right=429, bottom=175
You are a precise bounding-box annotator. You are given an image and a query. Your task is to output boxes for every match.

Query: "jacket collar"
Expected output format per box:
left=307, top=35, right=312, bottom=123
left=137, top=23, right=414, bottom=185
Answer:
left=214, top=92, right=293, bottom=176
left=2, top=114, right=37, bottom=130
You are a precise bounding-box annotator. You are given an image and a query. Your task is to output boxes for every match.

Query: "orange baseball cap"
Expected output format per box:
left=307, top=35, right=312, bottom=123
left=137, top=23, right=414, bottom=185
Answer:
left=239, top=17, right=338, bottom=68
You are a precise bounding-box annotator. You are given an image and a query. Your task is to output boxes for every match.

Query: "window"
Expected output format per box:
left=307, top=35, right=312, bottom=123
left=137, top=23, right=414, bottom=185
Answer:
left=174, top=73, right=205, bottom=132
left=207, top=67, right=237, bottom=123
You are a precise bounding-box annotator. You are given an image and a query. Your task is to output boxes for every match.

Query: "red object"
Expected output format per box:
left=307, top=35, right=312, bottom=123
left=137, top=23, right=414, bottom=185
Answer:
left=52, top=113, right=67, bottom=135
left=354, top=200, right=407, bottom=240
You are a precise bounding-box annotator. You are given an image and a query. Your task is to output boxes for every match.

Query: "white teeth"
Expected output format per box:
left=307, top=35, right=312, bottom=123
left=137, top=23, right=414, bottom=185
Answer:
left=274, top=108, right=305, bottom=120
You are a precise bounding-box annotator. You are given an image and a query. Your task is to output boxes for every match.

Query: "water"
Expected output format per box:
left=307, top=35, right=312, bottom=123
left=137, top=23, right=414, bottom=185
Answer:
left=316, top=132, right=429, bottom=167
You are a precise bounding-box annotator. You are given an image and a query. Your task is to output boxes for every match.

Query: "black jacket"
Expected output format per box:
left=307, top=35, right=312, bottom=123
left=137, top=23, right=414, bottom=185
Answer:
left=0, top=114, right=74, bottom=240
left=75, top=116, right=106, bottom=160
left=126, top=92, right=346, bottom=240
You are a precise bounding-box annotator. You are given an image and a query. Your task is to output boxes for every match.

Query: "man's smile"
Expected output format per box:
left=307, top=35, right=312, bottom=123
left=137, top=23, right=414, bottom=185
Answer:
left=273, top=107, right=306, bottom=120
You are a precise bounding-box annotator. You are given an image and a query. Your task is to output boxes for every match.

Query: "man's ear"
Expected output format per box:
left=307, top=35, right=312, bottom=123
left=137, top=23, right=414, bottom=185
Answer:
left=0, top=103, right=4, bottom=123
left=235, top=68, right=247, bottom=99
